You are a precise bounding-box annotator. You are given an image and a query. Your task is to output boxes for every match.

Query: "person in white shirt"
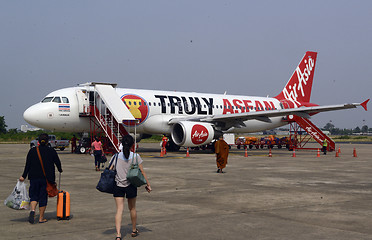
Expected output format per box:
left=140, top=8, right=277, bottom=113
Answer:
left=110, top=135, right=151, bottom=240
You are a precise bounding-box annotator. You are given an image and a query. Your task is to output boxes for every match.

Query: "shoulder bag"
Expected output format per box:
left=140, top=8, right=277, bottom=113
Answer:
left=36, top=147, right=59, bottom=198
left=126, top=153, right=147, bottom=187
left=96, top=153, right=118, bottom=194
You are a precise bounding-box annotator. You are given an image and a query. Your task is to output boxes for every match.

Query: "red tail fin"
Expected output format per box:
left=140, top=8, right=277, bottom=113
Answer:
left=275, top=51, right=318, bottom=105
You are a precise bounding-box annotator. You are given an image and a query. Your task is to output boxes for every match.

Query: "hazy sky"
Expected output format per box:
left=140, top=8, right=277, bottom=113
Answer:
left=1, top=1, right=371, bottom=130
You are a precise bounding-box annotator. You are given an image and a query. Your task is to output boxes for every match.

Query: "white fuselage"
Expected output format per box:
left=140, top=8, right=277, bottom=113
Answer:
left=23, top=86, right=287, bottom=134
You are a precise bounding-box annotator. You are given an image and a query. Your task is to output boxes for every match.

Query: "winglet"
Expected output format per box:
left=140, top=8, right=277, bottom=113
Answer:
left=361, top=99, right=369, bottom=111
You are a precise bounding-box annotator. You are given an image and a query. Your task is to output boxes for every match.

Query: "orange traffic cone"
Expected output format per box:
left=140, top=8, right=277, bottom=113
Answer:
left=269, top=148, right=272, bottom=157
left=160, top=147, right=164, bottom=157
left=186, top=147, right=190, bottom=157
left=245, top=147, right=248, bottom=157
left=353, top=148, right=357, bottom=157
left=292, top=148, right=296, bottom=157
left=335, top=149, right=339, bottom=157
left=317, top=148, right=320, bottom=157
left=338, top=147, right=341, bottom=154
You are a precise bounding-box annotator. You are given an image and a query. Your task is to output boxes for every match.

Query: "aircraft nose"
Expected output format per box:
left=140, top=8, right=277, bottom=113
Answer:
left=23, top=104, right=41, bottom=126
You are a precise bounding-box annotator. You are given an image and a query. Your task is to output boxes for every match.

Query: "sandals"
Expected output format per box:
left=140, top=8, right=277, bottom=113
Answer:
left=131, top=229, right=139, bottom=237
left=28, top=211, right=35, bottom=224
left=39, top=219, right=48, bottom=223
left=115, top=229, right=138, bottom=239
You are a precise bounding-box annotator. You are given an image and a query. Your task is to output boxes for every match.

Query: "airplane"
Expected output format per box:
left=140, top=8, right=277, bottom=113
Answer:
left=23, top=51, right=369, bottom=151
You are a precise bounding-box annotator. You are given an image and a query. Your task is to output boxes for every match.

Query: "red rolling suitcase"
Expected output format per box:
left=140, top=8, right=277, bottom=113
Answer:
left=56, top=173, right=70, bottom=220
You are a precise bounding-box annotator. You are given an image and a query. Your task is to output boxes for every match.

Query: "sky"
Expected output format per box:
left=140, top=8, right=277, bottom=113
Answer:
left=0, top=0, right=371, bottom=130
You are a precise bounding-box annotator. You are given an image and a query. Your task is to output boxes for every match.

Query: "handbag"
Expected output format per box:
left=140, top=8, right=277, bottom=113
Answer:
left=36, top=147, right=59, bottom=198
left=100, top=155, right=107, bottom=163
left=126, top=153, right=147, bottom=187
left=96, top=153, right=118, bottom=194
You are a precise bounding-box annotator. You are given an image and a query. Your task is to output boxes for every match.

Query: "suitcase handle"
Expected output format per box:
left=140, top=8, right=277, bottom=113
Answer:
left=58, top=172, right=61, bottom=190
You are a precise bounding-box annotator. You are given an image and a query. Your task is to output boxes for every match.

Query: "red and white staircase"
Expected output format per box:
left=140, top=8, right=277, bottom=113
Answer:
left=288, top=115, right=335, bottom=151
left=89, top=83, right=135, bottom=152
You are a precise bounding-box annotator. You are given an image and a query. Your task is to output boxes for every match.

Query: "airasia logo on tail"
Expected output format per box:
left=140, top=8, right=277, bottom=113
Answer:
left=191, top=124, right=209, bottom=145
left=276, top=52, right=318, bottom=106
left=283, top=56, right=315, bottom=105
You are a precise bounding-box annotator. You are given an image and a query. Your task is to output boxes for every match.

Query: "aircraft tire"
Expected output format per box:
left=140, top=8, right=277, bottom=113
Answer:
left=79, top=147, right=86, bottom=154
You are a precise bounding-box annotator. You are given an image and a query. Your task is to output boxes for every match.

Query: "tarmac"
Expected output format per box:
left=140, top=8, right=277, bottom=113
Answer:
left=1, top=142, right=372, bottom=240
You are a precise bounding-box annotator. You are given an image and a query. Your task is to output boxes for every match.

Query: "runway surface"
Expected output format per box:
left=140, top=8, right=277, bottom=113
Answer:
left=1, top=143, right=372, bottom=240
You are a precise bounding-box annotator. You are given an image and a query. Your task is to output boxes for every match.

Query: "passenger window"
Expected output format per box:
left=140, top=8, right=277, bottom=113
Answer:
left=62, top=97, right=69, bottom=103
left=53, top=97, right=61, bottom=103
left=42, top=97, right=53, bottom=103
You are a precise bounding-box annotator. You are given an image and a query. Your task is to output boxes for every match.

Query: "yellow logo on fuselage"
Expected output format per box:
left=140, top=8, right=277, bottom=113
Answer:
left=124, top=99, right=142, bottom=119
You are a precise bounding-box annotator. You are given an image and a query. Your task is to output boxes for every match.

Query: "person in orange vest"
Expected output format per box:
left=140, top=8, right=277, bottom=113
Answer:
left=161, top=135, right=168, bottom=155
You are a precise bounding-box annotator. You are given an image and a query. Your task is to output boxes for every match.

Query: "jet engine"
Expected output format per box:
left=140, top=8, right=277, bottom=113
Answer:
left=171, top=121, right=220, bottom=147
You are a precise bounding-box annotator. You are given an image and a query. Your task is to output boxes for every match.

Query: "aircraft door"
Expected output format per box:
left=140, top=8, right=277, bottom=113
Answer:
left=76, top=89, right=90, bottom=115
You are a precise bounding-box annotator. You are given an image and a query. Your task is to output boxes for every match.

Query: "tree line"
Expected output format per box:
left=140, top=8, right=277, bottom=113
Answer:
left=0, top=116, right=370, bottom=143
left=322, top=122, right=371, bottom=135
left=0, top=116, right=74, bottom=142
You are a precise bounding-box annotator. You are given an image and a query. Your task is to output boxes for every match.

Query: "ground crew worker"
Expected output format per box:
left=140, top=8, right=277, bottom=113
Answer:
left=322, top=139, right=328, bottom=155
left=71, top=135, right=77, bottom=153
left=161, top=135, right=168, bottom=155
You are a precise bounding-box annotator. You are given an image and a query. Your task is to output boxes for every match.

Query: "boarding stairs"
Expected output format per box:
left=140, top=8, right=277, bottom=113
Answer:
left=88, top=83, right=135, bottom=152
left=288, top=115, right=335, bottom=151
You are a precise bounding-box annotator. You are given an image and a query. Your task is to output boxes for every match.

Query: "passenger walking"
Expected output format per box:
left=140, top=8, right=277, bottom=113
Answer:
left=19, top=133, right=63, bottom=224
left=91, top=136, right=103, bottom=171
left=214, top=136, right=229, bottom=173
left=110, top=135, right=152, bottom=240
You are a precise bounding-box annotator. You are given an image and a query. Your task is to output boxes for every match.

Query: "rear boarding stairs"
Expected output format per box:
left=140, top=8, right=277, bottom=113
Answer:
left=287, top=115, right=335, bottom=151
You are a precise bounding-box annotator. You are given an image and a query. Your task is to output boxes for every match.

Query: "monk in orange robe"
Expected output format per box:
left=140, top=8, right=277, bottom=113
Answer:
left=214, top=136, right=229, bottom=173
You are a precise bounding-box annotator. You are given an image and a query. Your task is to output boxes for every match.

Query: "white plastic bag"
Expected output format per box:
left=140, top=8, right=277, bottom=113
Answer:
left=4, top=180, right=30, bottom=210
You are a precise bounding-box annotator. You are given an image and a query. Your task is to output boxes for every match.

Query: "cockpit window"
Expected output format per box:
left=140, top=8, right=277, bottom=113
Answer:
left=52, top=97, right=61, bottom=103
left=41, top=97, right=53, bottom=103
left=62, top=97, right=69, bottom=103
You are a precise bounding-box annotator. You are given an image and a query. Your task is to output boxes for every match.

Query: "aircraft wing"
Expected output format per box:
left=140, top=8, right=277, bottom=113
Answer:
left=168, top=99, right=369, bottom=130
